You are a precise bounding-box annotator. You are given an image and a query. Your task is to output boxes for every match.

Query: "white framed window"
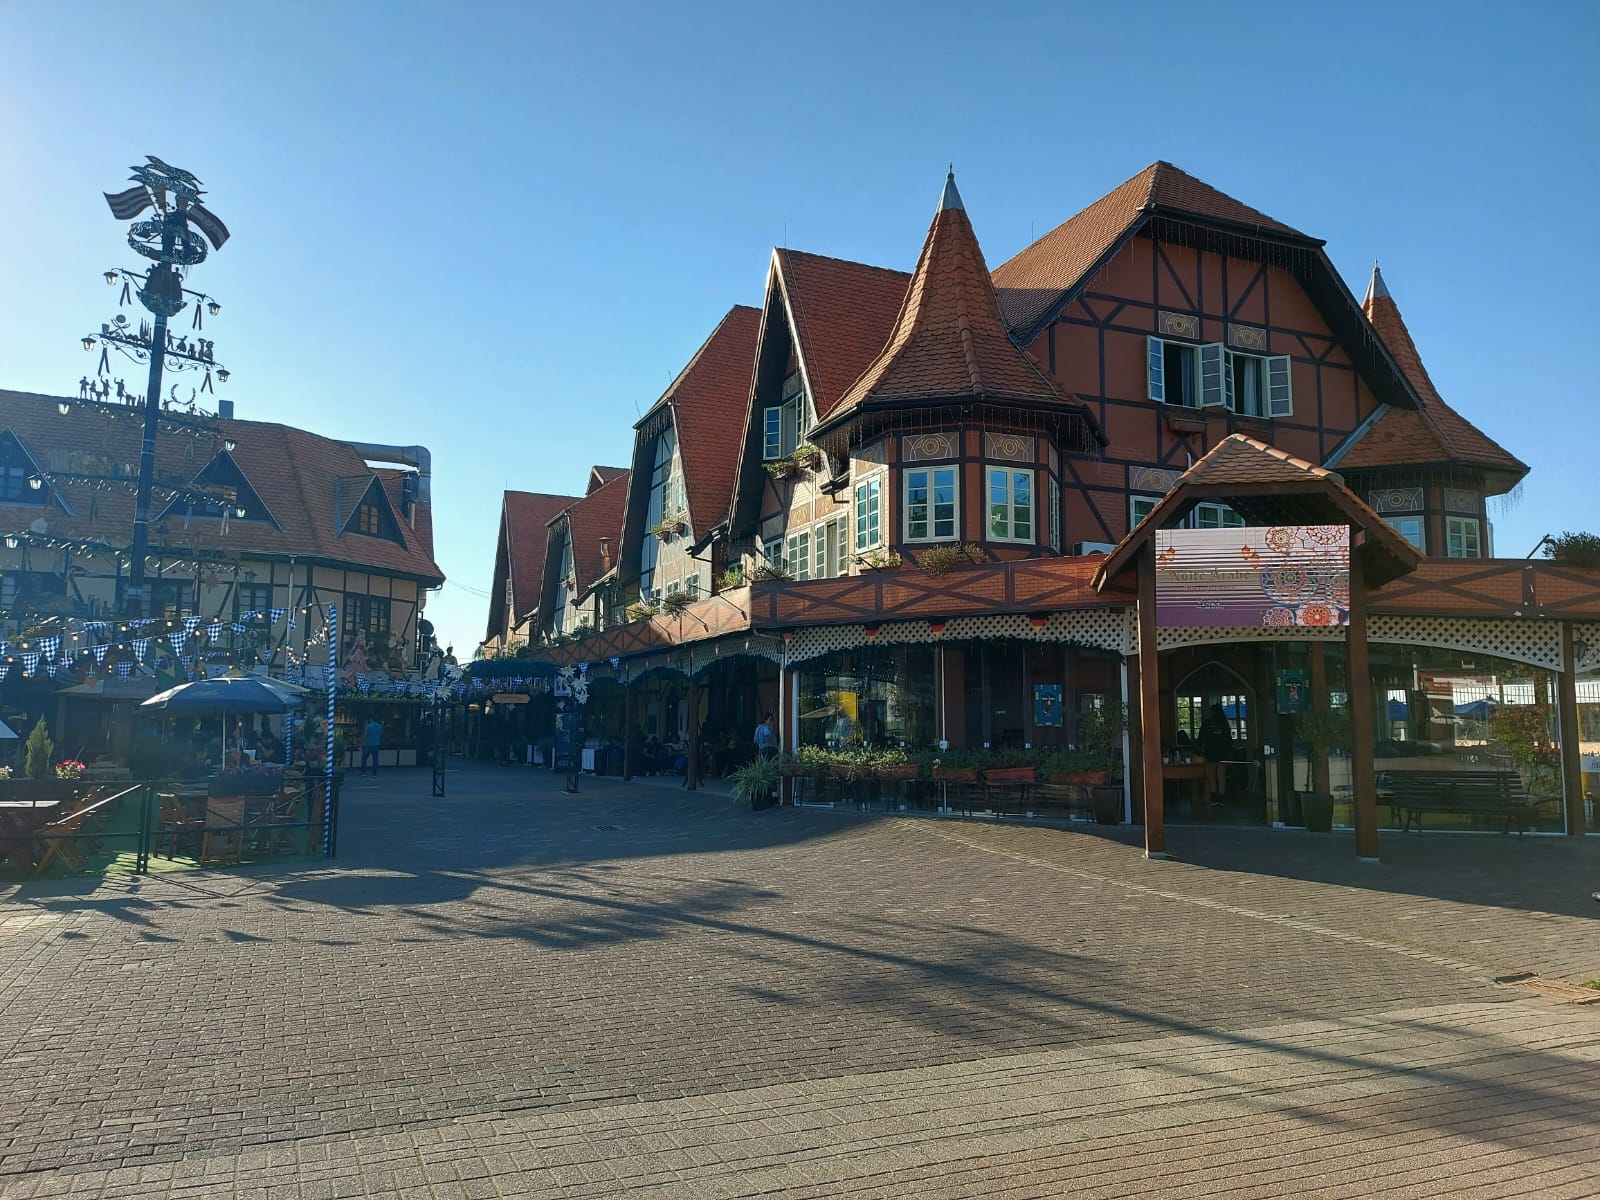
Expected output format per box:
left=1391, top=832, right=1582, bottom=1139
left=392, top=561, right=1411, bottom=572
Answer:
left=813, top=519, right=844, bottom=579
left=1048, top=475, right=1062, bottom=553
left=987, top=467, right=1034, bottom=543
left=1385, top=515, right=1426, bottom=552
left=1192, top=501, right=1244, bottom=530
left=904, top=466, right=957, bottom=542
left=763, top=407, right=782, bottom=460
left=853, top=475, right=882, bottom=551
left=764, top=373, right=808, bottom=460
left=761, top=537, right=783, bottom=568
left=1130, top=494, right=1161, bottom=531
left=1225, top=351, right=1293, bottom=417
left=1147, top=338, right=1197, bottom=407
left=786, top=530, right=811, bottom=580
left=1446, top=516, right=1482, bottom=558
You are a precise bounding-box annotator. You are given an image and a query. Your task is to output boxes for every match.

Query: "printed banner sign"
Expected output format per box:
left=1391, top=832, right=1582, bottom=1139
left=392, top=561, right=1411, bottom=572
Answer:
left=1155, top=525, right=1349, bottom=629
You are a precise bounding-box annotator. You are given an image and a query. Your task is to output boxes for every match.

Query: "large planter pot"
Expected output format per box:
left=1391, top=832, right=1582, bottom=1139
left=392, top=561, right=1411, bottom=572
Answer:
left=983, top=766, right=1036, bottom=784
left=1089, top=784, right=1124, bottom=825
left=0, top=779, right=78, bottom=804
left=1299, top=792, right=1335, bottom=833
left=1043, top=770, right=1107, bottom=786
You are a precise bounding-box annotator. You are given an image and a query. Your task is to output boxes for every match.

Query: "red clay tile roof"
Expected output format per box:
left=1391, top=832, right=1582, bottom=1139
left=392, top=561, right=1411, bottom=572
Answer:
left=1094, top=434, right=1420, bottom=589
left=588, top=465, right=628, bottom=494
left=655, top=306, right=761, bottom=534
left=1334, top=268, right=1527, bottom=489
left=496, top=490, right=581, bottom=629
left=0, top=390, right=443, bottom=583
left=773, top=249, right=910, bottom=419
left=993, top=162, right=1308, bottom=337
left=822, top=174, right=1071, bottom=422
left=561, top=469, right=629, bottom=596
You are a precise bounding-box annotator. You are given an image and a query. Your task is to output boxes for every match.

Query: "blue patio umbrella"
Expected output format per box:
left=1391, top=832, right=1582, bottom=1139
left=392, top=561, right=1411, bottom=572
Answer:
left=141, top=669, right=305, bottom=714
left=1387, top=698, right=1409, bottom=721
left=1451, top=697, right=1498, bottom=721
left=1222, top=700, right=1248, bottom=721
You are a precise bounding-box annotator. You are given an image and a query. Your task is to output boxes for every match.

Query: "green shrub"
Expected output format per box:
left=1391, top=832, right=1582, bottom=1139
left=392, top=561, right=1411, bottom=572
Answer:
left=24, top=717, right=54, bottom=780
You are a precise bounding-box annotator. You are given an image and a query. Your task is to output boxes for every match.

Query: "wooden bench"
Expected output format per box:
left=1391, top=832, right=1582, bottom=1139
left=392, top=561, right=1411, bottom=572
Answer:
left=1383, top=769, right=1543, bottom=834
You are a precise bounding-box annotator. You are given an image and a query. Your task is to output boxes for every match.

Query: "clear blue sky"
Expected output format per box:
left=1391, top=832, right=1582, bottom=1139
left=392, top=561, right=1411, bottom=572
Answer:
left=2, top=2, right=1596, bottom=652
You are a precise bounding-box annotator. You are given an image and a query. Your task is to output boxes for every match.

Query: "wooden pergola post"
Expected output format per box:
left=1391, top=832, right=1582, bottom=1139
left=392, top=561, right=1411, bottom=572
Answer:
left=1558, top=623, right=1586, bottom=836
left=1137, top=543, right=1165, bottom=858
left=1347, top=551, right=1380, bottom=861
left=1308, top=641, right=1330, bottom=798
left=622, top=683, right=636, bottom=781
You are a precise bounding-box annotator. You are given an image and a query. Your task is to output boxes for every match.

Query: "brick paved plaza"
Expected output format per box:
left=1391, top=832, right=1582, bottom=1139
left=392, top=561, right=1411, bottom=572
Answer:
left=0, top=766, right=1597, bottom=1199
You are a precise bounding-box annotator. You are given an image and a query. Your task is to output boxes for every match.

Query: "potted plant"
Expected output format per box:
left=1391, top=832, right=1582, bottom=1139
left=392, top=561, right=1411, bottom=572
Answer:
left=763, top=457, right=797, bottom=480
left=1077, top=705, right=1128, bottom=823
left=626, top=600, right=660, bottom=623
left=660, top=591, right=694, bottom=617
left=794, top=443, right=822, bottom=471
left=1296, top=706, right=1350, bottom=832
left=729, top=754, right=782, bottom=810
left=857, top=549, right=902, bottom=572
left=719, top=564, right=745, bottom=590
left=917, top=544, right=966, bottom=577
left=749, top=560, right=793, bottom=583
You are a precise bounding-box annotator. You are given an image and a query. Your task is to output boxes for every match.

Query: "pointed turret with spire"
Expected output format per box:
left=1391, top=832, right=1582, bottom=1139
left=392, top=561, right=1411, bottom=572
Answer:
left=811, top=169, right=1101, bottom=451
left=1335, top=262, right=1526, bottom=491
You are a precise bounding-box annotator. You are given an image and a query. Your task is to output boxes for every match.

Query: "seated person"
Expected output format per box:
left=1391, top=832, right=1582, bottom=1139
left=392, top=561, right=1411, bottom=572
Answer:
left=667, top=739, right=688, bottom=775
left=642, top=735, right=662, bottom=775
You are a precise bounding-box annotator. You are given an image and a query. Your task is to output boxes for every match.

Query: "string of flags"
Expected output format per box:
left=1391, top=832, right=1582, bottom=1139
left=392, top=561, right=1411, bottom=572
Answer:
left=0, top=608, right=294, bottom=680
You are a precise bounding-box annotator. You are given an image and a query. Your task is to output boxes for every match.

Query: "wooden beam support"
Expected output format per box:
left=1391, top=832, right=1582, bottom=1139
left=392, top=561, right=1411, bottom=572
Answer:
left=1347, top=552, right=1380, bottom=861
left=1137, top=542, right=1165, bottom=858
left=685, top=679, right=701, bottom=791
left=1309, top=641, right=1330, bottom=797
left=1558, top=623, right=1586, bottom=836
left=622, top=684, right=636, bottom=781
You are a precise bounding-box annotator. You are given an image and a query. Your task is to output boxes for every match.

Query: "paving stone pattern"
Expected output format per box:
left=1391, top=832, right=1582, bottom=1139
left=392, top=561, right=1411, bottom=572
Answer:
left=0, top=766, right=1595, bottom=1197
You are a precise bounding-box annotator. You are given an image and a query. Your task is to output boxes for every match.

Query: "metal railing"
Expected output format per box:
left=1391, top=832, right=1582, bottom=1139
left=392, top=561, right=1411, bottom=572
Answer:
left=0, top=777, right=340, bottom=879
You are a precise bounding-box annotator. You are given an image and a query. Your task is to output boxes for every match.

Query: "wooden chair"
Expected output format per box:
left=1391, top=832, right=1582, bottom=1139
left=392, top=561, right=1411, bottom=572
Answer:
left=159, top=792, right=206, bottom=859
left=201, top=798, right=246, bottom=865
left=32, top=790, right=123, bottom=876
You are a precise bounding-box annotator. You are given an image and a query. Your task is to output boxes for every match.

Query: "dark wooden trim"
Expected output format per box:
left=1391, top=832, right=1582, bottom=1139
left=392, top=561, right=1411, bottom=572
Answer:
left=1137, top=543, right=1164, bottom=857
left=1347, top=551, right=1379, bottom=860
left=1559, top=623, right=1586, bottom=836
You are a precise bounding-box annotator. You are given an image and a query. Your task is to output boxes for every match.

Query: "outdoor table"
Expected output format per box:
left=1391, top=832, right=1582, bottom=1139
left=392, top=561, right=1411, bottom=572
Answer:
left=1164, top=762, right=1209, bottom=814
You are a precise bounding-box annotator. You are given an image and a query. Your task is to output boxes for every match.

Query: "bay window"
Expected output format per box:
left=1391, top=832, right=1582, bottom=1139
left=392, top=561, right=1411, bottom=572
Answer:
left=987, top=467, right=1034, bottom=542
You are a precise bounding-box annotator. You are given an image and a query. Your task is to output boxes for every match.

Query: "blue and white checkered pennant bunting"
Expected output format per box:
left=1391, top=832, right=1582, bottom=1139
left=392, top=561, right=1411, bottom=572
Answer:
left=206, top=623, right=224, bottom=640
left=93, top=645, right=109, bottom=664
left=116, top=661, right=133, bottom=677
left=22, top=652, right=39, bottom=675
left=168, top=632, right=186, bottom=653
left=38, top=636, right=59, bottom=661
left=131, top=638, right=150, bottom=661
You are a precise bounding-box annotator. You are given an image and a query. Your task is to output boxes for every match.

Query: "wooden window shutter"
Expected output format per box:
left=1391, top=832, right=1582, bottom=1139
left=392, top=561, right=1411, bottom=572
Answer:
left=1146, top=337, right=1165, bottom=403
left=1267, top=356, right=1293, bottom=417
left=1199, top=344, right=1226, bottom=408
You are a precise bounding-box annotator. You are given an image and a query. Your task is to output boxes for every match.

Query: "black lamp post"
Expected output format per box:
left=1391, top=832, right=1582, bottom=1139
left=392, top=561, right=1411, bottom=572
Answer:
left=87, top=157, right=233, bottom=619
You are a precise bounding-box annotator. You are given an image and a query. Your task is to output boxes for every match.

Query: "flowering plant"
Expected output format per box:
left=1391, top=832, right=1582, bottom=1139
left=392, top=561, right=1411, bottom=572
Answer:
left=0, top=765, right=11, bottom=780
left=54, top=759, right=86, bottom=780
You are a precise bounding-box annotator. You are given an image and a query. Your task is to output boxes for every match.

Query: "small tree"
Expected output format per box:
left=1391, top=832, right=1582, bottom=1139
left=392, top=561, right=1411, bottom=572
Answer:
left=24, top=717, right=54, bottom=781
left=1544, top=531, right=1600, bottom=568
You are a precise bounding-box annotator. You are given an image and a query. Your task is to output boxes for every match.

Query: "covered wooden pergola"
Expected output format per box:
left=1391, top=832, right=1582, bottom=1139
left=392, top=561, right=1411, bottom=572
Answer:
left=1093, top=435, right=1424, bottom=861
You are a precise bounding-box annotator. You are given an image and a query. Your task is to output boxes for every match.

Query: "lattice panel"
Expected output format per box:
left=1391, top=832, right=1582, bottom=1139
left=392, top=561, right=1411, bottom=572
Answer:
left=783, top=610, right=1134, bottom=665
left=1575, top=623, right=1600, bottom=675
left=1156, top=624, right=1345, bottom=651
left=1368, top=616, right=1563, bottom=671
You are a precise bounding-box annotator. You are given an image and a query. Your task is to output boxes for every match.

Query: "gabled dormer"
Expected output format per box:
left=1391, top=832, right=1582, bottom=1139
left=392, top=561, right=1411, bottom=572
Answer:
left=155, top=449, right=281, bottom=528
left=0, top=429, right=55, bottom=509
left=337, top=476, right=405, bottom=545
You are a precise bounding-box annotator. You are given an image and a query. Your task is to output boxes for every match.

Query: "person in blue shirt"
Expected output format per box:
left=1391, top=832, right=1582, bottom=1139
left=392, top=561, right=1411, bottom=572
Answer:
left=753, top=713, right=777, bottom=761
left=360, top=717, right=383, bottom=776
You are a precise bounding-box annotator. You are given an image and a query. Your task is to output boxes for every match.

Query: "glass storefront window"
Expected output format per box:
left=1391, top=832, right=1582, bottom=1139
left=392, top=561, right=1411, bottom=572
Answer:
left=797, top=647, right=936, bottom=750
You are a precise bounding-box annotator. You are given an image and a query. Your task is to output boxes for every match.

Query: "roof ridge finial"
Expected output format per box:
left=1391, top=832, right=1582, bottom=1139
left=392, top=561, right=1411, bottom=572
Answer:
left=1364, top=259, right=1390, bottom=304
left=938, top=165, right=965, bottom=213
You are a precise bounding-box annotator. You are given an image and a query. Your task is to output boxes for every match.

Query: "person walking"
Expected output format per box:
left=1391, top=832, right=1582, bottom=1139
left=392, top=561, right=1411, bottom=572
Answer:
left=360, top=716, right=383, bottom=776
left=754, top=712, right=778, bottom=761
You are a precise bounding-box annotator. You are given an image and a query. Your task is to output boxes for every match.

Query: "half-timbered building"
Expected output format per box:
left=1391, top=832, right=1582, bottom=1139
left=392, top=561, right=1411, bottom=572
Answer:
left=492, top=163, right=1599, bottom=856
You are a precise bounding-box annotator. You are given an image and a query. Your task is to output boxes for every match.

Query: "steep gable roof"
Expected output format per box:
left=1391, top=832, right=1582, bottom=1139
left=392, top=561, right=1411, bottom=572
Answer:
left=993, top=161, right=1315, bottom=340
left=588, top=465, right=628, bottom=494
left=821, top=172, right=1075, bottom=429
left=773, top=249, right=910, bottom=419
left=659, top=305, right=761, bottom=536
left=491, top=490, right=580, bottom=634
left=1329, top=266, right=1527, bottom=492
left=1094, top=434, right=1421, bottom=590
left=561, top=469, right=629, bottom=597
left=0, top=390, right=443, bottom=583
